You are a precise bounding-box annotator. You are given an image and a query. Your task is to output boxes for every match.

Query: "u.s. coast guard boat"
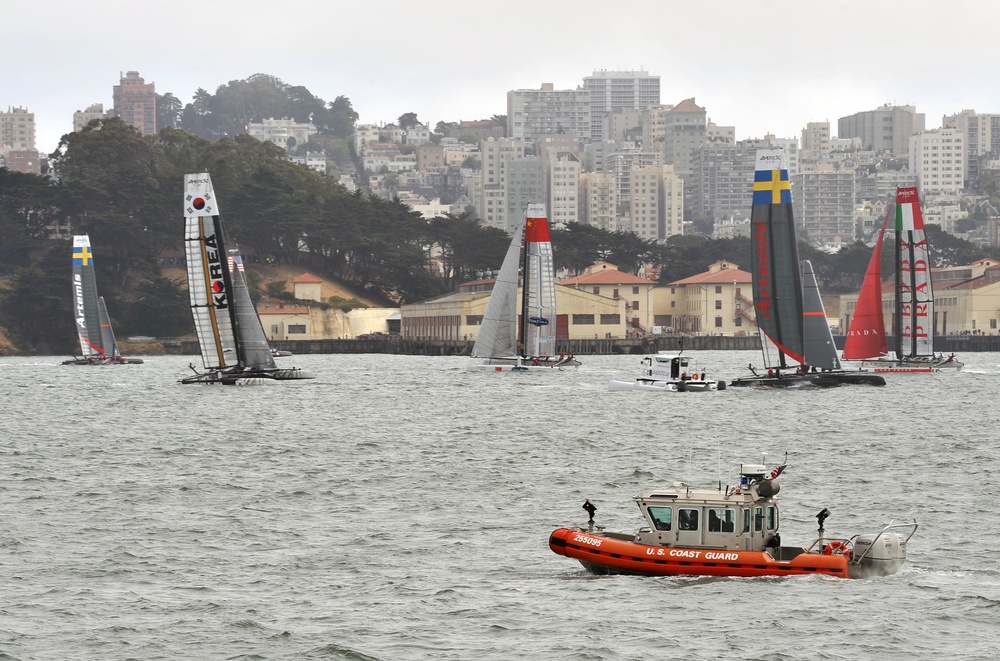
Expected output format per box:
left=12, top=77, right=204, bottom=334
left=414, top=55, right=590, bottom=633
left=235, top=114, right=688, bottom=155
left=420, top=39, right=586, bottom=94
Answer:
left=549, top=461, right=916, bottom=579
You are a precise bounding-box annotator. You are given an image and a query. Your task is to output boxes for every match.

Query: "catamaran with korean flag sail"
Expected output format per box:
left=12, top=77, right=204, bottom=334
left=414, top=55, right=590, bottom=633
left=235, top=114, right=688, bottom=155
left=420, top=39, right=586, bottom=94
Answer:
left=842, top=187, right=963, bottom=372
left=468, top=203, right=579, bottom=372
left=180, top=173, right=314, bottom=385
left=62, top=235, right=143, bottom=365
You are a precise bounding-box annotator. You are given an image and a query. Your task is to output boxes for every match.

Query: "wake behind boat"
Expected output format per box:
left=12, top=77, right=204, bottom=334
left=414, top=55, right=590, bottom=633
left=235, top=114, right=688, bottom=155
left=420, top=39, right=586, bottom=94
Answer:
left=180, top=173, right=315, bottom=385
left=730, top=150, right=883, bottom=387
left=468, top=203, right=579, bottom=372
left=62, top=235, right=143, bottom=366
left=842, top=187, right=963, bottom=373
left=549, top=459, right=916, bottom=580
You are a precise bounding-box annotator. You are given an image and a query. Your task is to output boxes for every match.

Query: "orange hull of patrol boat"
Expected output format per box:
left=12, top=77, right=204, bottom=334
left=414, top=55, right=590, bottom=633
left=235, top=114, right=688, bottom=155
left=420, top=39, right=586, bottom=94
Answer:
left=549, top=528, right=849, bottom=578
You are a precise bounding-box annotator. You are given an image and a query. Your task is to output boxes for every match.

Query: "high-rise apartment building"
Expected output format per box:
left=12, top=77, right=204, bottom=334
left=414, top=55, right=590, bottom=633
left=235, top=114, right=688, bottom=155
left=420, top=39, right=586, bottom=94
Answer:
left=791, top=167, right=857, bottom=245
left=800, top=122, right=831, bottom=161
left=579, top=171, right=618, bottom=232
left=909, top=127, right=965, bottom=196
left=73, top=103, right=110, bottom=132
left=477, top=137, right=527, bottom=232
left=506, top=83, right=590, bottom=141
left=838, top=104, right=925, bottom=156
left=943, top=109, right=1000, bottom=190
left=113, top=71, right=156, bottom=136
left=0, top=106, right=36, bottom=150
left=583, top=70, right=660, bottom=141
left=548, top=154, right=581, bottom=227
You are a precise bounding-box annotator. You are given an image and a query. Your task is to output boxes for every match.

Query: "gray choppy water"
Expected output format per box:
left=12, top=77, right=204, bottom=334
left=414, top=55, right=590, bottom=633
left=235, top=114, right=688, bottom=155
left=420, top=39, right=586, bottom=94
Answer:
left=2, top=352, right=1000, bottom=660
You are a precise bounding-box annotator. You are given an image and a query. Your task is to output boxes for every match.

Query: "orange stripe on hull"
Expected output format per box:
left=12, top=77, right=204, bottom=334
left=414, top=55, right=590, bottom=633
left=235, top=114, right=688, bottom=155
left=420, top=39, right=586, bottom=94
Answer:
left=549, top=528, right=848, bottom=578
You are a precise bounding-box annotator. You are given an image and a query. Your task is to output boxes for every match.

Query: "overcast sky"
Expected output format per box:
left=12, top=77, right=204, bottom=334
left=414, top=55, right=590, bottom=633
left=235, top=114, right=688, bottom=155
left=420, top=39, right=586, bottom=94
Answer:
left=6, top=0, right=998, bottom=155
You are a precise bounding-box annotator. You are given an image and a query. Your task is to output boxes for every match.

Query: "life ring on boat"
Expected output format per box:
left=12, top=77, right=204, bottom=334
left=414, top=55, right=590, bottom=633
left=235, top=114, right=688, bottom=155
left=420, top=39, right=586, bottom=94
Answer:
left=692, top=373, right=699, bottom=380
left=823, top=540, right=846, bottom=555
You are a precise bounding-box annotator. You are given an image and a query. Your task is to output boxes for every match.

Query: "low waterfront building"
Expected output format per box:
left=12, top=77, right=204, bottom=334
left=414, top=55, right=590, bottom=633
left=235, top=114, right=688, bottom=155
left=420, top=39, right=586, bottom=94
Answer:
left=399, top=278, right=626, bottom=343
left=659, top=261, right=755, bottom=336
left=560, top=262, right=658, bottom=335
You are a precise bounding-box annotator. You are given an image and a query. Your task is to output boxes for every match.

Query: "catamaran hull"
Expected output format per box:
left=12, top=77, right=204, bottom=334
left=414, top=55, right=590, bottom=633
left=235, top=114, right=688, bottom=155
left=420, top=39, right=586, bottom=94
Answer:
left=62, top=357, right=145, bottom=365
left=180, top=367, right=315, bottom=385
left=608, top=379, right=725, bottom=392
left=730, top=371, right=885, bottom=387
left=549, top=528, right=851, bottom=578
left=468, top=357, right=580, bottom=372
left=855, top=358, right=963, bottom=372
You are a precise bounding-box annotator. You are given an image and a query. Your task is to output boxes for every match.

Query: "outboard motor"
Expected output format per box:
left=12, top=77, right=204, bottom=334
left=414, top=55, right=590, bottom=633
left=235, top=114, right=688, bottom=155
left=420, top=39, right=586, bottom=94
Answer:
left=850, top=532, right=907, bottom=578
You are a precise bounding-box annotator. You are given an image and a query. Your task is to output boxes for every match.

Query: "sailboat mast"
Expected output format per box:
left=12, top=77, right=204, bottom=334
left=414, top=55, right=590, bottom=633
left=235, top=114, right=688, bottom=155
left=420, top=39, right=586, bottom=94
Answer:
left=518, top=212, right=530, bottom=358
left=894, top=197, right=903, bottom=360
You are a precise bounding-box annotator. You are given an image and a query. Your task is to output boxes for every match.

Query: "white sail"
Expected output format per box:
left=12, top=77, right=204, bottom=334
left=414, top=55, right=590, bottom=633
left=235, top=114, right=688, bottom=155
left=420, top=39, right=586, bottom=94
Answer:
left=896, top=189, right=934, bottom=358
left=183, top=173, right=237, bottom=371
left=471, top=214, right=525, bottom=360
left=522, top=203, right=557, bottom=357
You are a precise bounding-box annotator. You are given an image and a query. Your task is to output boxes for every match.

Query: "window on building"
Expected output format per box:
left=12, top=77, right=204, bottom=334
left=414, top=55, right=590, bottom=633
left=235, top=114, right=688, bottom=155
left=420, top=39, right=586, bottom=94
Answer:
left=271, top=325, right=279, bottom=335
left=715, top=285, right=722, bottom=294
left=466, top=315, right=483, bottom=325
left=592, top=287, right=600, bottom=295
left=671, top=301, right=675, bottom=308
left=715, top=300, right=722, bottom=309
left=288, top=324, right=306, bottom=334
left=632, top=300, right=639, bottom=311
left=600, top=314, right=621, bottom=324
left=633, top=286, right=639, bottom=295
left=735, top=317, right=743, bottom=327
left=572, top=314, right=595, bottom=325
left=715, top=316, right=723, bottom=328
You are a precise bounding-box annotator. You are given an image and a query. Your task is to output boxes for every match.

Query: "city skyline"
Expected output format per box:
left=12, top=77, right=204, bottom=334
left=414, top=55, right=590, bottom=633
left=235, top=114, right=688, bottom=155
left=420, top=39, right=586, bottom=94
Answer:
left=6, top=0, right=1000, bottom=155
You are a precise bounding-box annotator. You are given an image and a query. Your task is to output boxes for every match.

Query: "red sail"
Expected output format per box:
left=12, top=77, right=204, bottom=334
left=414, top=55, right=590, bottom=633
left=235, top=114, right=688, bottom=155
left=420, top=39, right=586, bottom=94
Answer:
left=843, top=209, right=890, bottom=359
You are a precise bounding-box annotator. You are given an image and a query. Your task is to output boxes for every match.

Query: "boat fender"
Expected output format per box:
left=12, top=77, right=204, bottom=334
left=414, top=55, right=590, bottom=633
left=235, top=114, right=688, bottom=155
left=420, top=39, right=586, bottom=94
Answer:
left=756, top=480, right=780, bottom=497
left=676, top=381, right=686, bottom=392
left=717, top=381, right=726, bottom=391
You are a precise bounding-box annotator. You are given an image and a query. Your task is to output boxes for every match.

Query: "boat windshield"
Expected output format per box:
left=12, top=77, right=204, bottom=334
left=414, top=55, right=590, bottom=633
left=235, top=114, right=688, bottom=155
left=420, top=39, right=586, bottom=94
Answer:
left=647, top=506, right=672, bottom=531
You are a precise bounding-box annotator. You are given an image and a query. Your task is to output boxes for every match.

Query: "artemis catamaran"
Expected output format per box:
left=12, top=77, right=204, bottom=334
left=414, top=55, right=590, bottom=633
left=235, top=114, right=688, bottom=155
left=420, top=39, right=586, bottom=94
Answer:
left=180, top=173, right=314, bottom=385
left=62, top=234, right=143, bottom=365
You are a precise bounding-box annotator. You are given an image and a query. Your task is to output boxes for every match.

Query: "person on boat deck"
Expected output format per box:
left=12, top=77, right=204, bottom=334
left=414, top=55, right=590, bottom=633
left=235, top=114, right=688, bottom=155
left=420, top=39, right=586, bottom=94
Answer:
left=532, top=356, right=540, bottom=366
left=767, top=368, right=774, bottom=378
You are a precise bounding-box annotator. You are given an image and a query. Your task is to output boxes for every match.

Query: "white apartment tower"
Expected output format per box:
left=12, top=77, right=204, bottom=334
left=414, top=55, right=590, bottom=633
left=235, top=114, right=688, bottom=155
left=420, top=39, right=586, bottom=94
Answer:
left=0, top=106, right=36, bottom=150
left=580, top=171, right=618, bottom=232
left=583, top=70, right=660, bottom=141
left=909, top=127, right=965, bottom=196
left=479, top=137, right=527, bottom=232
left=506, top=83, right=590, bottom=141
left=548, top=154, right=581, bottom=227
left=73, top=104, right=109, bottom=133
left=800, top=122, right=831, bottom=161
left=943, top=109, right=1000, bottom=190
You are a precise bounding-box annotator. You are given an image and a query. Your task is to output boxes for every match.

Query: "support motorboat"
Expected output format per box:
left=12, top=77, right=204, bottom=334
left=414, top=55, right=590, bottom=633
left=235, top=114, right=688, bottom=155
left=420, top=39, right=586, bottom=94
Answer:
left=549, top=460, right=916, bottom=579
left=609, top=341, right=726, bottom=392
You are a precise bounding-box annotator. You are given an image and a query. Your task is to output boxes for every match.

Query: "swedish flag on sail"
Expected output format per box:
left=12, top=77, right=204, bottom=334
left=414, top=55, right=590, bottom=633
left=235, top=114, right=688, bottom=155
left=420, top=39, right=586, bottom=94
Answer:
left=72, top=244, right=93, bottom=266
left=752, top=166, right=791, bottom=205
